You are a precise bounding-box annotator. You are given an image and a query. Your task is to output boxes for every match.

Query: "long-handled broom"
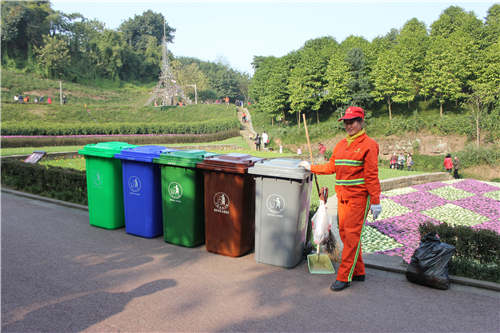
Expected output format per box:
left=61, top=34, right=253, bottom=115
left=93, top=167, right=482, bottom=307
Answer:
left=302, top=114, right=335, bottom=274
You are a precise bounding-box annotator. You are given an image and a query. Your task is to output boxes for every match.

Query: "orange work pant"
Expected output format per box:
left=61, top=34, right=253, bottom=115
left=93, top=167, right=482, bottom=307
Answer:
left=336, top=195, right=370, bottom=282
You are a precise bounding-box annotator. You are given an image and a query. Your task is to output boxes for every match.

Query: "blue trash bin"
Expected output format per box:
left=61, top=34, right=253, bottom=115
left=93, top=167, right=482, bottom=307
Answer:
left=114, top=145, right=177, bottom=238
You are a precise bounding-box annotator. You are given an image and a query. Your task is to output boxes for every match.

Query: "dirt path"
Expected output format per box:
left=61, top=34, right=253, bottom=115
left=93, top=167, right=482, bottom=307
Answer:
left=237, top=107, right=257, bottom=150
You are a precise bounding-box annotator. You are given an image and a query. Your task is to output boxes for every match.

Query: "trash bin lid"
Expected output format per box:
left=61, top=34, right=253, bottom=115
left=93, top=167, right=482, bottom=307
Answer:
left=196, top=153, right=263, bottom=174
left=78, top=141, right=136, bottom=158
left=154, top=149, right=215, bottom=168
left=248, top=158, right=311, bottom=180
left=114, top=145, right=176, bottom=163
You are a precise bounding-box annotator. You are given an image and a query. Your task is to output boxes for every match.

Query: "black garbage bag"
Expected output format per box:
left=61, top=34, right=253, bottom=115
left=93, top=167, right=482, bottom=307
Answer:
left=406, top=232, right=456, bottom=290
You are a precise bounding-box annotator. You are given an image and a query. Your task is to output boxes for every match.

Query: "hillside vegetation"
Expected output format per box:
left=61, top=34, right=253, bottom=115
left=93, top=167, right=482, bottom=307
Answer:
left=249, top=5, right=500, bottom=148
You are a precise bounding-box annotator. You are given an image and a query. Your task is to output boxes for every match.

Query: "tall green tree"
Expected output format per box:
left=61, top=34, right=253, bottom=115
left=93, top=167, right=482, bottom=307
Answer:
left=1, top=1, right=52, bottom=64
left=397, top=18, right=429, bottom=98
left=484, top=4, right=500, bottom=44
left=467, top=41, right=500, bottom=146
left=422, top=36, right=462, bottom=117
left=119, top=10, right=174, bottom=49
left=34, top=35, right=70, bottom=78
left=424, top=6, right=483, bottom=117
left=260, top=56, right=293, bottom=123
left=372, top=47, right=413, bottom=119
left=288, top=37, right=337, bottom=126
left=324, top=50, right=351, bottom=108
left=345, top=48, right=373, bottom=108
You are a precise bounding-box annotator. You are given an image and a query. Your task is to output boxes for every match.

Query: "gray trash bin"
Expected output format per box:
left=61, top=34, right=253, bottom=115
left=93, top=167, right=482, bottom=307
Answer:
left=248, top=158, right=312, bottom=268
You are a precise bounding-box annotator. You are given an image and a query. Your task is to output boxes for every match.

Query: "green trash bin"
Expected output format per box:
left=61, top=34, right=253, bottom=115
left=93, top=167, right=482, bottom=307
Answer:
left=79, top=141, right=136, bottom=229
left=154, top=150, right=216, bottom=247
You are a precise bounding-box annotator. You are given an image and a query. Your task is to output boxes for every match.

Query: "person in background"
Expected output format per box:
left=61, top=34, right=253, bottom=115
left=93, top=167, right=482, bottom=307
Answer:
left=318, top=143, right=327, bottom=160
left=261, top=131, right=269, bottom=149
left=406, top=153, right=413, bottom=171
left=443, top=154, right=453, bottom=173
left=397, top=152, right=405, bottom=170
left=254, top=133, right=261, bottom=151
left=453, top=156, right=460, bottom=179
left=299, top=106, right=381, bottom=292
left=14, top=95, right=18, bottom=103
left=390, top=153, right=397, bottom=169
left=47, top=97, right=52, bottom=104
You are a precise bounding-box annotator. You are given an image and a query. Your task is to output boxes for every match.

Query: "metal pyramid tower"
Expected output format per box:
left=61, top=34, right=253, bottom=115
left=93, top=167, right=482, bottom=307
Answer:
left=146, top=21, right=186, bottom=106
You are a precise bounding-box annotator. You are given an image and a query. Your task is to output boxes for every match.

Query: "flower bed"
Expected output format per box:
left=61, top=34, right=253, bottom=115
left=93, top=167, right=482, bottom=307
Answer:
left=361, top=179, right=500, bottom=263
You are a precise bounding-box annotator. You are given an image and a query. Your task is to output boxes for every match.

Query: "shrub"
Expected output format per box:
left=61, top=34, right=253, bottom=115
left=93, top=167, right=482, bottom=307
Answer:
left=1, top=158, right=87, bottom=205
left=1, top=129, right=240, bottom=148
left=419, top=222, right=500, bottom=283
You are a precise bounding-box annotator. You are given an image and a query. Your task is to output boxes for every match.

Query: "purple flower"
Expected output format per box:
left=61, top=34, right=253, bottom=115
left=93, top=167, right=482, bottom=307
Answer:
left=453, top=195, right=500, bottom=220
left=412, top=182, right=447, bottom=192
left=368, top=212, right=441, bottom=263
left=452, top=179, right=500, bottom=195
left=471, top=219, right=500, bottom=234
left=391, top=191, right=448, bottom=211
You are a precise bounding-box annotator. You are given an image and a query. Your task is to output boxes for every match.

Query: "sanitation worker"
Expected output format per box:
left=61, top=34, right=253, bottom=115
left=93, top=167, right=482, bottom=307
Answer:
left=299, top=106, right=382, bottom=292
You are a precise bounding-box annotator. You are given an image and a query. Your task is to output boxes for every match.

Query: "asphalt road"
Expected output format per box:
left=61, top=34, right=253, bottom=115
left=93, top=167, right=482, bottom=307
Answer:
left=2, top=192, right=499, bottom=332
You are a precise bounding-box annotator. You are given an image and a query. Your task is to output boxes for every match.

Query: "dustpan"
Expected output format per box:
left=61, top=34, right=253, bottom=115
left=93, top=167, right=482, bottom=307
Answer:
left=302, top=114, right=336, bottom=274
left=308, top=244, right=335, bottom=274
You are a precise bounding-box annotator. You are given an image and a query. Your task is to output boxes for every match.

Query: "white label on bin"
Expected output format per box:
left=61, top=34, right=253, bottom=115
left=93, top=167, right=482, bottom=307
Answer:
left=128, top=176, right=142, bottom=195
left=266, top=194, right=285, bottom=217
left=213, top=192, right=230, bottom=214
left=94, top=171, right=103, bottom=187
left=168, top=182, right=183, bottom=202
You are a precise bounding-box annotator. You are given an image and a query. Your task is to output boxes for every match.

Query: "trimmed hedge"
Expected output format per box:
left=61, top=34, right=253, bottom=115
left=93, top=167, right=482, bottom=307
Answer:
left=1, top=158, right=87, bottom=205
left=1, top=118, right=240, bottom=136
left=1, top=129, right=240, bottom=148
left=419, top=222, right=500, bottom=283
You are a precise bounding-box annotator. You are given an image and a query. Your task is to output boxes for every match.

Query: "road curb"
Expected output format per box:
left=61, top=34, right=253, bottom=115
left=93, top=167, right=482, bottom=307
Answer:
left=3, top=187, right=499, bottom=292
left=1, top=188, right=88, bottom=211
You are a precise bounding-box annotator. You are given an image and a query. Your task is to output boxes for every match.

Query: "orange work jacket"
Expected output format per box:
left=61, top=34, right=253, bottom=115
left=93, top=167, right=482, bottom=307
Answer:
left=311, top=132, right=381, bottom=205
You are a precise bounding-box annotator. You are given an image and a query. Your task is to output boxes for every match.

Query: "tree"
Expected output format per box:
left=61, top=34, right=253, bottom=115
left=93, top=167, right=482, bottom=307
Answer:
left=171, top=60, right=210, bottom=100
left=345, top=48, right=374, bottom=108
left=288, top=37, right=337, bottom=126
left=397, top=18, right=429, bottom=98
left=324, top=50, right=351, bottom=108
left=260, top=57, right=292, bottom=124
left=35, top=35, right=70, bottom=78
left=425, top=6, right=484, bottom=117
left=372, top=47, right=413, bottom=120
left=467, top=41, right=500, bottom=146
left=119, top=10, right=174, bottom=49
left=484, top=4, right=500, bottom=45
left=422, top=36, right=462, bottom=117
left=1, top=1, right=52, bottom=64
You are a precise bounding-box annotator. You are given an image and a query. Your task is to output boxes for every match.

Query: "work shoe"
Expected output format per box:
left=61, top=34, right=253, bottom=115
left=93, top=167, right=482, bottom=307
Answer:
left=352, top=275, right=365, bottom=281
left=330, top=280, right=350, bottom=292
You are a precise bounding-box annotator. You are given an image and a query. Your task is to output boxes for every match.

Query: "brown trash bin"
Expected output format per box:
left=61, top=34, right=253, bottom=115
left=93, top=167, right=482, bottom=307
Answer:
left=197, top=153, right=263, bottom=257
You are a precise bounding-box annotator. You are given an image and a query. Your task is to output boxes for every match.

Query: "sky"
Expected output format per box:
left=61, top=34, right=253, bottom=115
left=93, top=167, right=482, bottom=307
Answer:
left=51, top=0, right=496, bottom=74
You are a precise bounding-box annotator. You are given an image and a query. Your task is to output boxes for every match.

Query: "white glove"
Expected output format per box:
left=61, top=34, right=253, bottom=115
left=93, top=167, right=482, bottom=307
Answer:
left=370, top=204, right=382, bottom=220
left=298, top=160, right=311, bottom=170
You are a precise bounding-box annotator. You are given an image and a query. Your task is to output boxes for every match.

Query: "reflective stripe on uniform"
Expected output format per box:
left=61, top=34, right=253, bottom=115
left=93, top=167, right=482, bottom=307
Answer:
left=336, top=178, right=365, bottom=185
left=335, top=159, right=363, bottom=166
left=347, top=195, right=371, bottom=282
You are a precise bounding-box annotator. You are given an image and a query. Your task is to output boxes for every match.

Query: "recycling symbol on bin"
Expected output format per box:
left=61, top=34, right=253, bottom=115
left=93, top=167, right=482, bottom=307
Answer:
left=128, top=176, right=142, bottom=193
left=266, top=194, right=285, bottom=214
left=168, top=182, right=183, bottom=199
left=213, top=192, right=230, bottom=210
left=94, top=171, right=103, bottom=187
